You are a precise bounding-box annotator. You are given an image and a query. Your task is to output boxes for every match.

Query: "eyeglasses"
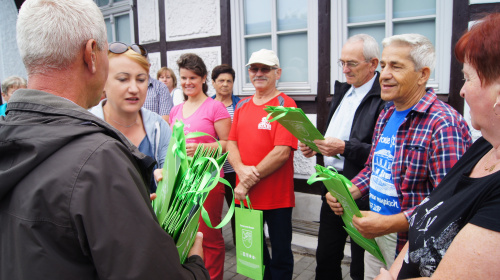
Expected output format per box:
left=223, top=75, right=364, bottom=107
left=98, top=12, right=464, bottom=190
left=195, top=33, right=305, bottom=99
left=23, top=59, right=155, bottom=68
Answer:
left=338, top=60, right=366, bottom=69
left=109, top=42, right=148, bottom=58
left=248, top=66, right=278, bottom=74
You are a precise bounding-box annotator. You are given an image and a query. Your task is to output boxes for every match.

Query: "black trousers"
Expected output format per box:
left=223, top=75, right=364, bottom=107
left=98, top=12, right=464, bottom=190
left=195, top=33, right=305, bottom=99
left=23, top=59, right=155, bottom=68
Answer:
left=315, top=197, right=368, bottom=280
left=263, top=207, right=294, bottom=280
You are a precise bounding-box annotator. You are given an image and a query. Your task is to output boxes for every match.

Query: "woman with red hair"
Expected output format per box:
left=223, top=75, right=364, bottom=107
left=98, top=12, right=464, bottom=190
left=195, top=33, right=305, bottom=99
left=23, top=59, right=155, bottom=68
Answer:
left=375, top=13, right=500, bottom=279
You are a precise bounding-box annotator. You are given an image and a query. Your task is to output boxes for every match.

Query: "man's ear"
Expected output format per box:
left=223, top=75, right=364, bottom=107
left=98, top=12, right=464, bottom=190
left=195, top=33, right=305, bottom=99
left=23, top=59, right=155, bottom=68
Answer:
left=370, top=58, right=379, bottom=72
left=275, top=68, right=282, bottom=80
left=83, top=39, right=98, bottom=73
left=418, top=67, right=431, bottom=86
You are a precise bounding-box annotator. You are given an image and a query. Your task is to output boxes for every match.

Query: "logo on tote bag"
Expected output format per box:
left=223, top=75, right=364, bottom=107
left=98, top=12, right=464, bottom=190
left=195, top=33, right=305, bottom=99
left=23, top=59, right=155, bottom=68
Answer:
left=242, top=229, right=253, bottom=248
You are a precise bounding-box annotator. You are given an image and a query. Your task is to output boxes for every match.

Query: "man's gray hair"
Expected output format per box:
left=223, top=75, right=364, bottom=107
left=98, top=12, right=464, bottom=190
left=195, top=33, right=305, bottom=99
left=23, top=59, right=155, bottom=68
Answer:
left=1, top=76, right=27, bottom=94
left=346, top=34, right=380, bottom=60
left=382, top=34, right=435, bottom=72
left=17, top=0, right=107, bottom=75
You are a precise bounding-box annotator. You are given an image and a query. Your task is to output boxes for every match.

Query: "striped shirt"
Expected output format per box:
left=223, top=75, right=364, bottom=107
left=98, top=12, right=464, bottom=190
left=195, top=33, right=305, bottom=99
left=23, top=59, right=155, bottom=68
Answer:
left=352, top=88, right=473, bottom=253
left=223, top=104, right=235, bottom=173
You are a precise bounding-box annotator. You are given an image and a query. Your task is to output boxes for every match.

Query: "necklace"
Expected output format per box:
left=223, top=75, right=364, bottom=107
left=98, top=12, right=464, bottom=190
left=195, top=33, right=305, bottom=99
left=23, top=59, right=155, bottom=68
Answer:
left=103, top=105, right=138, bottom=128
left=109, top=116, right=138, bottom=128
left=102, top=106, right=139, bottom=128
left=483, top=149, right=500, bottom=172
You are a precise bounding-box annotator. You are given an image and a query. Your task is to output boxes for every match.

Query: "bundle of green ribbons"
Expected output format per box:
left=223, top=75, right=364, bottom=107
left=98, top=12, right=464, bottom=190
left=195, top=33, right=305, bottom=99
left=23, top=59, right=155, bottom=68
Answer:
left=152, top=120, right=234, bottom=263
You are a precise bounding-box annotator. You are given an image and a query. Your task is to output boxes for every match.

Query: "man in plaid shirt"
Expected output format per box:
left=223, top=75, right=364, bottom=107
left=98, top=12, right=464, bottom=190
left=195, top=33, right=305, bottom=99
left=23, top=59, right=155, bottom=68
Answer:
left=144, top=75, right=174, bottom=123
left=326, top=34, right=472, bottom=279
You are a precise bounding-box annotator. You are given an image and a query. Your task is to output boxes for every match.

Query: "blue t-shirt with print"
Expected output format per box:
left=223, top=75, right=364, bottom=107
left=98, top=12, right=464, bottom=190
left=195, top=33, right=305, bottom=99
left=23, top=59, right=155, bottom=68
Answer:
left=369, top=107, right=412, bottom=215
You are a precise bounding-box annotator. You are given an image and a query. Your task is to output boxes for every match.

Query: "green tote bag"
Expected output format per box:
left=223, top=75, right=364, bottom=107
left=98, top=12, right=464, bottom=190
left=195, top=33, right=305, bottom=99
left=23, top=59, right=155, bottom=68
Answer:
left=235, top=197, right=265, bottom=280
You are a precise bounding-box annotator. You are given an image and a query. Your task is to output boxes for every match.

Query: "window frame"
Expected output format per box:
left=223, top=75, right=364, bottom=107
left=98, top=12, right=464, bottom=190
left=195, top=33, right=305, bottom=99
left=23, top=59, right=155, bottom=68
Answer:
left=96, top=0, right=134, bottom=44
left=331, top=0, right=453, bottom=94
left=231, top=0, right=318, bottom=96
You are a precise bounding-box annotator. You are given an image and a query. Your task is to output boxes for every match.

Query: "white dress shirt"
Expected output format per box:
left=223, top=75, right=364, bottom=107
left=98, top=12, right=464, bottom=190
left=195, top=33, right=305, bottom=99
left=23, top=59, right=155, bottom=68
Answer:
left=323, top=74, right=377, bottom=171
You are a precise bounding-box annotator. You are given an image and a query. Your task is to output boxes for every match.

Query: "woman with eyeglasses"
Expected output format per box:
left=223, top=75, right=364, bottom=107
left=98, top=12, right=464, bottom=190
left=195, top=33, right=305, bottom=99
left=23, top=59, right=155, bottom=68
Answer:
left=169, top=53, right=231, bottom=280
left=157, top=67, right=184, bottom=106
left=89, top=42, right=171, bottom=193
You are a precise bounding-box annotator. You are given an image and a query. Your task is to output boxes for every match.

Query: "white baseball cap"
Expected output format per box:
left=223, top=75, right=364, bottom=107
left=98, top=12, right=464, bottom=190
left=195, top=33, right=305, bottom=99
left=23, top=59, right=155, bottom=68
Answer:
left=246, top=49, right=280, bottom=67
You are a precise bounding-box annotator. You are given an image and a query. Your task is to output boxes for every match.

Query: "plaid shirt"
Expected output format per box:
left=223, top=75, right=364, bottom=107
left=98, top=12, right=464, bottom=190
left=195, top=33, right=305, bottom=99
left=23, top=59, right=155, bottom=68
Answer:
left=352, top=88, right=473, bottom=253
left=143, top=76, right=173, bottom=116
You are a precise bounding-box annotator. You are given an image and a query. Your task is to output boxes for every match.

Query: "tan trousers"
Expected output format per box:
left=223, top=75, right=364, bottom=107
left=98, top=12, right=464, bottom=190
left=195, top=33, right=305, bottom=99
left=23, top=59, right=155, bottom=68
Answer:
left=363, top=232, right=398, bottom=280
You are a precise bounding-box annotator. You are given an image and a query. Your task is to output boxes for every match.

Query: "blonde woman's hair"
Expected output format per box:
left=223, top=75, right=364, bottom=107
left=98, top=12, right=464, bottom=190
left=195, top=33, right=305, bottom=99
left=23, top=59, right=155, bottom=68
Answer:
left=108, top=49, right=150, bottom=74
left=2, top=76, right=27, bottom=94
left=157, top=67, right=177, bottom=87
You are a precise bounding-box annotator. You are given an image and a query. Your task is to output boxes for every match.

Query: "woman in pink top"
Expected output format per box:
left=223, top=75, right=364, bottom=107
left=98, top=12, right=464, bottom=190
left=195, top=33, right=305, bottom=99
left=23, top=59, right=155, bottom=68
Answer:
left=169, top=53, right=230, bottom=280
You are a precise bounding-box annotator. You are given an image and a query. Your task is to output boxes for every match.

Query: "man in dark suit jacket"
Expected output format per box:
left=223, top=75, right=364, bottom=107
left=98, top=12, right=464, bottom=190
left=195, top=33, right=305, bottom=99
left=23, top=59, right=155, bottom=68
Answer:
left=300, top=34, right=385, bottom=280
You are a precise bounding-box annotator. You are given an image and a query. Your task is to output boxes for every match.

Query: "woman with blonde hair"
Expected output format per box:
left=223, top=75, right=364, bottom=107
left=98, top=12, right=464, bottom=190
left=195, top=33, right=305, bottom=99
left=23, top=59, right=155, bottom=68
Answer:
left=158, top=67, right=184, bottom=106
left=1, top=75, right=27, bottom=116
left=90, top=42, right=171, bottom=193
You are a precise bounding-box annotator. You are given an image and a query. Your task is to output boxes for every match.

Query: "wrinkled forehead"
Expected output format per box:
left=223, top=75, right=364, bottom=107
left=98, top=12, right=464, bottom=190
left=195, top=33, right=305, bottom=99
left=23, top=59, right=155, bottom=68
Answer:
left=340, top=40, right=366, bottom=61
left=381, top=44, right=413, bottom=64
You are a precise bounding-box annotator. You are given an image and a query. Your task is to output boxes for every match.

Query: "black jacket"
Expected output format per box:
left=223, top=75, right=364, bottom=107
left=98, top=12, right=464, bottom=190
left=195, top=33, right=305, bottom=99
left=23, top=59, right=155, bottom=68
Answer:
left=326, top=72, right=385, bottom=180
left=0, top=90, right=209, bottom=280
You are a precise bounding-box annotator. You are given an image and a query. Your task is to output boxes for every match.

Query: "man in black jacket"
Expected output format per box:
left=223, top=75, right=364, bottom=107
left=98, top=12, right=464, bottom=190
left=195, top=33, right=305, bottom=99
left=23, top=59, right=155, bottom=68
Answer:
left=300, top=34, right=385, bottom=280
left=0, top=0, right=209, bottom=279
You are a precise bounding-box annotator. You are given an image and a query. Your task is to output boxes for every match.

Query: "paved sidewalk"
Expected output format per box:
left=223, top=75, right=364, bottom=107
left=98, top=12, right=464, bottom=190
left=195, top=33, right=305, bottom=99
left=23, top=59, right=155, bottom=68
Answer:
left=222, top=225, right=353, bottom=280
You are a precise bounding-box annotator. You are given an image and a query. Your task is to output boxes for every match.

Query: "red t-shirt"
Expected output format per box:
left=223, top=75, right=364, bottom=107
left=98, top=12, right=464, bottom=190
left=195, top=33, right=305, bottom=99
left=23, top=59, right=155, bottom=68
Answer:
left=229, top=92, right=298, bottom=210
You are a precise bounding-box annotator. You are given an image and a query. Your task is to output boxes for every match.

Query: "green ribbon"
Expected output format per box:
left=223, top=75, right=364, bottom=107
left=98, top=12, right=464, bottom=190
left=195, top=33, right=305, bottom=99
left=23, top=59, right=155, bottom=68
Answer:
left=153, top=120, right=235, bottom=236
left=264, top=105, right=302, bottom=123
left=237, top=195, right=253, bottom=212
left=200, top=177, right=235, bottom=229
left=171, top=120, right=187, bottom=160
left=307, top=165, right=341, bottom=184
left=153, top=120, right=189, bottom=222
left=178, top=129, right=232, bottom=230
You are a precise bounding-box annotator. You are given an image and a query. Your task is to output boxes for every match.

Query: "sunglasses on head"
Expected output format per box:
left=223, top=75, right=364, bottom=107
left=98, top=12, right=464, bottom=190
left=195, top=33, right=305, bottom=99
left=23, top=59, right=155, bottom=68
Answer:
left=108, top=42, right=148, bottom=58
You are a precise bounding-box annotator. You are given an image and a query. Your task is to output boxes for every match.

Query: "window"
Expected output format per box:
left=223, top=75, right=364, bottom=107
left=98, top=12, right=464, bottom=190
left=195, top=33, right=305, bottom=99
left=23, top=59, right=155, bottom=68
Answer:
left=231, top=0, right=318, bottom=96
left=96, top=0, right=133, bottom=44
left=332, top=0, right=453, bottom=94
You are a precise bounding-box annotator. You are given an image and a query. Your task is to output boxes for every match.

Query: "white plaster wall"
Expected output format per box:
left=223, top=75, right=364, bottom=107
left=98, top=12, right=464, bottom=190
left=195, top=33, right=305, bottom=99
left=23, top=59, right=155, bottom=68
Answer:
left=137, top=0, right=160, bottom=44
left=0, top=0, right=27, bottom=85
left=164, top=0, right=221, bottom=42
left=292, top=192, right=321, bottom=222
left=292, top=114, right=322, bottom=222
left=148, top=52, right=162, bottom=78
left=294, top=113, right=319, bottom=179
left=166, top=47, right=221, bottom=97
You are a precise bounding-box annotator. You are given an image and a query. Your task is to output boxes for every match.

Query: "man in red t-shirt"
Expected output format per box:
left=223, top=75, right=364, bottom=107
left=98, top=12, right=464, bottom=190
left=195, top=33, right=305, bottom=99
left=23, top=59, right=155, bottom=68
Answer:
left=228, top=49, right=297, bottom=280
